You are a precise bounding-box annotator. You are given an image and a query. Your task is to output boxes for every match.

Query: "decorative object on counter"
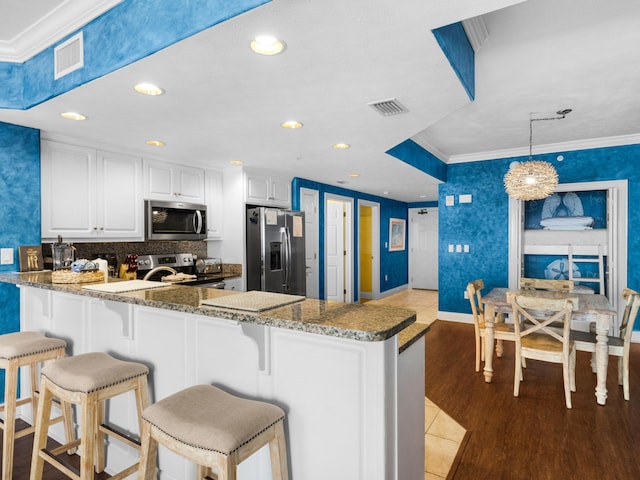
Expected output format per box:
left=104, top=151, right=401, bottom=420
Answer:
left=51, top=257, right=104, bottom=284
left=18, top=245, right=44, bottom=272
left=504, top=109, right=571, bottom=201
left=51, top=269, right=104, bottom=284
left=70, top=259, right=97, bottom=272
left=119, top=254, right=138, bottom=280
left=94, top=258, right=109, bottom=282
left=51, top=235, right=76, bottom=271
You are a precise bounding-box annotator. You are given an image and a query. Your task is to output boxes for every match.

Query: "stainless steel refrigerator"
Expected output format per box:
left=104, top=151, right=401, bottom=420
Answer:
left=246, top=207, right=306, bottom=295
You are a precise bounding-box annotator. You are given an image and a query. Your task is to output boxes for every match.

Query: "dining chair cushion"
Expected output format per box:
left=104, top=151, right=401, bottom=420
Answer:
left=41, top=352, right=149, bottom=393
left=0, top=331, right=66, bottom=360
left=142, top=384, right=285, bottom=455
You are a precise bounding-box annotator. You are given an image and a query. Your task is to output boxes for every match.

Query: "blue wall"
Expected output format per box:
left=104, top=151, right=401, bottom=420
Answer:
left=0, top=0, right=268, bottom=109
left=0, top=122, right=41, bottom=400
left=439, top=145, right=640, bottom=315
left=292, top=178, right=409, bottom=300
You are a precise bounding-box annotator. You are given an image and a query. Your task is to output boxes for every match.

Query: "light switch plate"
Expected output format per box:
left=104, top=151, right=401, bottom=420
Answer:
left=448, top=244, right=454, bottom=253
left=459, top=194, right=472, bottom=204
left=445, top=195, right=454, bottom=207
left=464, top=244, right=470, bottom=253
left=1, top=248, right=13, bottom=265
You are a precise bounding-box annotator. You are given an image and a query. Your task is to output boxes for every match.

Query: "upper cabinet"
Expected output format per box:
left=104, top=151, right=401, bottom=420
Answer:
left=144, top=159, right=205, bottom=203
left=41, top=140, right=144, bottom=241
left=245, top=170, right=291, bottom=207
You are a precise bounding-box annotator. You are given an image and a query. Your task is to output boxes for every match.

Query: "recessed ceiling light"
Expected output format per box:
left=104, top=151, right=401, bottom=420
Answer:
left=349, top=173, right=360, bottom=178
left=134, top=83, right=165, bottom=95
left=250, top=36, right=286, bottom=55
left=60, top=112, right=86, bottom=121
left=419, top=195, right=427, bottom=198
left=383, top=191, right=389, bottom=195
left=146, top=140, right=165, bottom=147
left=229, top=160, right=243, bottom=165
left=333, top=143, right=351, bottom=149
left=281, top=120, right=302, bottom=129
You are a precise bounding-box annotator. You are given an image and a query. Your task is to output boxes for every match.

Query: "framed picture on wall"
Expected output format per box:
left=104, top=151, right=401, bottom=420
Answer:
left=389, top=218, right=406, bottom=251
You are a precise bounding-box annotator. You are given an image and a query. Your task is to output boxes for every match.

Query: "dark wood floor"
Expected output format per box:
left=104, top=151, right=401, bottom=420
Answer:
left=0, top=421, right=111, bottom=479
left=425, top=320, right=640, bottom=480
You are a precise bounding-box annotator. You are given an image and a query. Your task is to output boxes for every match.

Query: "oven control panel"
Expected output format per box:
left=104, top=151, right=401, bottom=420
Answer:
left=136, top=253, right=194, bottom=272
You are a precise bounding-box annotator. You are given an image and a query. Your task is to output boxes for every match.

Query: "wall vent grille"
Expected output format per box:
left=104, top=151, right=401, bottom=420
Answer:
left=368, top=98, right=408, bottom=117
left=54, top=32, right=84, bottom=79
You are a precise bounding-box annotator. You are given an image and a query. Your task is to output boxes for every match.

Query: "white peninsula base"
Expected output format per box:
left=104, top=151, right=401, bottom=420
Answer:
left=18, top=286, right=425, bottom=479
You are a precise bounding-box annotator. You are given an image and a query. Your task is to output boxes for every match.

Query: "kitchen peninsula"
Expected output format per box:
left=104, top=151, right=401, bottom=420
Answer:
left=0, top=272, right=427, bottom=480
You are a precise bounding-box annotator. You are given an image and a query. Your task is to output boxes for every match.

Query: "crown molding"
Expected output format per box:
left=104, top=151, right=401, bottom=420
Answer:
left=0, top=0, right=123, bottom=63
left=446, top=133, right=640, bottom=164
left=462, top=15, right=489, bottom=52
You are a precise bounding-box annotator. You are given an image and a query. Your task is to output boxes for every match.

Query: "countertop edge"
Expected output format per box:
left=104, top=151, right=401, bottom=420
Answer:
left=0, top=273, right=416, bottom=343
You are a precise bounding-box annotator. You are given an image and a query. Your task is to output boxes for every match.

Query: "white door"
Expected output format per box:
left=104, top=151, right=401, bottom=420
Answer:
left=326, top=200, right=345, bottom=302
left=409, top=208, right=438, bottom=290
left=300, top=188, right=319, bottom=298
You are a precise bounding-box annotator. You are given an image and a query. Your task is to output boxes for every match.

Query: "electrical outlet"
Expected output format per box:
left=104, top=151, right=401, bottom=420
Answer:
left=384, top=274, right=388, bottom=281
left=464, top=290, right=469, bottom=299
left=0, top=248, right=13, bottom=265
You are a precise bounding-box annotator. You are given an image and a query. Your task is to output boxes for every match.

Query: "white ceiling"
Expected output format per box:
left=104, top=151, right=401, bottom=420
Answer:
left=0, top=0, right=639, bottom=202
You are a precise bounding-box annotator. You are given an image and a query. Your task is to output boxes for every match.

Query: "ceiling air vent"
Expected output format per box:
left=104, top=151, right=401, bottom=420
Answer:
left=54, top=32, right=84, bottom=80
left=368, top=98, right=408, bottom=117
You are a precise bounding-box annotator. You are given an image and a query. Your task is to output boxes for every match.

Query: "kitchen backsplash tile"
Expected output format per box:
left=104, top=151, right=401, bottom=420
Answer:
left=41, top=241, right=208, bottom=269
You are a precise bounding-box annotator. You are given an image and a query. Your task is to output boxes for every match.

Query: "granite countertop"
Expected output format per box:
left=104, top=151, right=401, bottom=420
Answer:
left=0, top=271, right=417, bottom=343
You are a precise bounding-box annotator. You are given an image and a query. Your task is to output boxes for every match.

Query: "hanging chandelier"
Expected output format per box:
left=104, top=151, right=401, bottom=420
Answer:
left=504, top=109, right=571, bottom=201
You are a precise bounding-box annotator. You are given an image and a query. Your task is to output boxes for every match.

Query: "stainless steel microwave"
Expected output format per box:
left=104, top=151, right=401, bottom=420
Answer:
left=145, top=200, right=207, bottom=240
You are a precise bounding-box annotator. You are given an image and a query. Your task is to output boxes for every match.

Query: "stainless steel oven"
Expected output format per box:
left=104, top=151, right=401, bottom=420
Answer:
left=145, top=200, right=207, bottom=241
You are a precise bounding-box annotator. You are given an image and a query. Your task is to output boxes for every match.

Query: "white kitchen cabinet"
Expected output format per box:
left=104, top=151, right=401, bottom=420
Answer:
left=41, top=140, right=143, bottom=241
left=204, top=169, right=223, bottom=240
left=245, top=170, right=291, bottom=207
left=144, top=159, right=205, bottom=203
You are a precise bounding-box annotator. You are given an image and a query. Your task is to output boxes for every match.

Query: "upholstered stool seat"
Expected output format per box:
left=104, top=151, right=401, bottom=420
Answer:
left=0, top=331, right=73, bottom=480
left=30, top=352, right=150, bottom=480
left=138, top=384, right=289, bottom=480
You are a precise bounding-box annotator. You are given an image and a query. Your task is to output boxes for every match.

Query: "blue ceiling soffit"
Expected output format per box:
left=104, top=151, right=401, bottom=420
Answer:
left=0, top=0, right=270, bottom=110
left=386, top=139, right=447, bottom=183
left=432, top=22, right=475, bottom=101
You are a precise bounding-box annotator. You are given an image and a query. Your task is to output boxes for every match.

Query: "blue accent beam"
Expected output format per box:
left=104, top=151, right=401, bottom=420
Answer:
left=432, top=22, right=475, bottom=101
left=386, top=139, right=447, bottom=182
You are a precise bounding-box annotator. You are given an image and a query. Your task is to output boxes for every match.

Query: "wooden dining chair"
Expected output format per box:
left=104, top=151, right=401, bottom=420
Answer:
left=467, top=280, right=516, bottom=372
left=520, top=277, right=575, bottom=292
left=509, top=293, right=576, bottom=408
left=572, top=287, right=640, bottom=400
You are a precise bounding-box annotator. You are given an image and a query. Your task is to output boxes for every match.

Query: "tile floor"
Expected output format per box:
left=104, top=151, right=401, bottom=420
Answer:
left=366, top=289, right=466, bottom=479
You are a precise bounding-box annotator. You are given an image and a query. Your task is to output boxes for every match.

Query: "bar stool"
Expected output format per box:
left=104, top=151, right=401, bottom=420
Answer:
left=30, top=352, right=150, bottom=480
left=138, top=384, right=288, bottom=480
left=0, top=331, right=74, bottom=480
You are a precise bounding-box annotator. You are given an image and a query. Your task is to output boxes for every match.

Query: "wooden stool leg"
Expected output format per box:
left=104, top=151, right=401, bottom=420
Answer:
left=196, top=464, right=208, bottom=479
left=80, top=393, right=97, bottom=480
left=137, top=421, right=158, bottom=480
left=2, top=361, right=18, bottom=480
left=94, top=400, right=106, bottom=473
left=269, top=421, right=289, bottom=480
left=30, top=377, right=55, bottom=480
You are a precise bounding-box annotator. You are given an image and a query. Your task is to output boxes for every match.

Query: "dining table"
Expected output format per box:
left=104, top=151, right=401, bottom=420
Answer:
left=481, top=287, right=617, bottom=405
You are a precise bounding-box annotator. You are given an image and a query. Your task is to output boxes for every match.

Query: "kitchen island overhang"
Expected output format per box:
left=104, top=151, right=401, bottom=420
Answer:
left=0, top=272, right=427, bottom=480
